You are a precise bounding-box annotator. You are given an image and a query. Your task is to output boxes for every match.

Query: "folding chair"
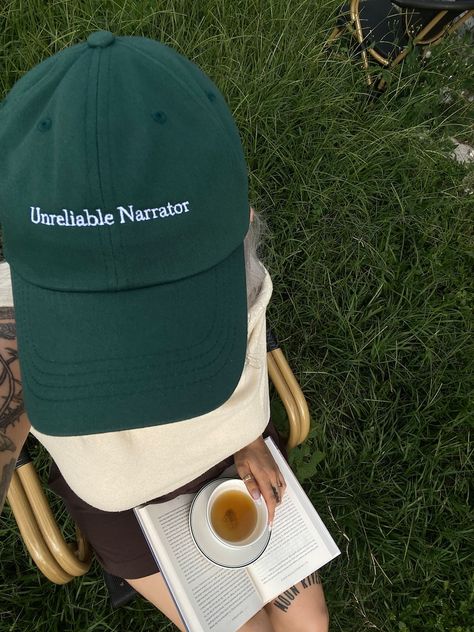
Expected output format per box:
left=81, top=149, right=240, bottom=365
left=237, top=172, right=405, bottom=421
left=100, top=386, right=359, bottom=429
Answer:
left=327, top=0, right=474, bottom=90
left=6, top=326, right=310, bottom=607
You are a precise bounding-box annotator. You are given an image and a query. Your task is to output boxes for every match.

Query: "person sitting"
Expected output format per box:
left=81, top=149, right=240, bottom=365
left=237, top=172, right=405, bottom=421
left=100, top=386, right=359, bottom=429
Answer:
left=0, top=31, right=329, bottom=631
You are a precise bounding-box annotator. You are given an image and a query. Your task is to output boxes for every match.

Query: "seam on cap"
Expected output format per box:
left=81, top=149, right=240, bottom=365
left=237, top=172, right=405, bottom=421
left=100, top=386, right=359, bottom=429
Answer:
left=3, top=63, right=58, bottom=109
left=86, top=49, right=111, bottom=285
left=23, top=317, right=237, bottom=397
left=20, top=263, right=226, bottom=370
left=4, top=45, right=88, bottom=110
left=118, top=40, right=244, bottom=176
left=25, top=321, right=235, bottom=394
left=94, top=48, right=119, bottom=289
left=106, top=47, right=130, bottom=286
left=22, top=265, right=223, bottom=367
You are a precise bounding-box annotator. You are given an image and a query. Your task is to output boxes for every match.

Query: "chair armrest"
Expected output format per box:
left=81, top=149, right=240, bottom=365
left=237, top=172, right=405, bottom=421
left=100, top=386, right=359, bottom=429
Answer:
left=266, top=332, right=310, bottom=453
left=268, top=348, right=311, bottom=448
left=267, top=352, right=301, bottom=450
left=16, top=461, right=92, bottom=576
left=266, top=324, right=311, bottom=449
left=6, top=441, right=92, bottom=584
left=7, top=473, right=73, bottom=584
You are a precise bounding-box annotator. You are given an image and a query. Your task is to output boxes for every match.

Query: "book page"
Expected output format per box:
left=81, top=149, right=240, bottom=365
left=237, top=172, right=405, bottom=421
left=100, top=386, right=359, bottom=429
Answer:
left=135, top=493, right=263, bottom=632
left=248, top=438, right=341, bottom=603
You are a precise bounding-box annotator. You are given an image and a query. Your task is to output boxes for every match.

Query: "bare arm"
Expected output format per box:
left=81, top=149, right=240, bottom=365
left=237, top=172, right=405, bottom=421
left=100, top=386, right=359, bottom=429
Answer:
left=0, top=307, right=31, bottom=514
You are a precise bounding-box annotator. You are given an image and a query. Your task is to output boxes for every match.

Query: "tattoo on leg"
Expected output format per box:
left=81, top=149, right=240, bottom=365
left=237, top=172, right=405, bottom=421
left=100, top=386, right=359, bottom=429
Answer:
left=301, top=571, right=321, bottom=589
left=272, top=572, right=322, bottom=613
left=272, top=585, right=300, bottom=613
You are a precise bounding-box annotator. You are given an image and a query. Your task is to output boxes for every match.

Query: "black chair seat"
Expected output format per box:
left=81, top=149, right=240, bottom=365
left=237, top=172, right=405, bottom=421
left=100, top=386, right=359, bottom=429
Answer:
left=103, top=570, right=137, bottom=608
left=337, top=0, right=472, bottom=62
left=330, top=0, right=473, bottom=92
left=394, top=0, right=474, bottom=10
left=357, top=0, right=409, bottom=59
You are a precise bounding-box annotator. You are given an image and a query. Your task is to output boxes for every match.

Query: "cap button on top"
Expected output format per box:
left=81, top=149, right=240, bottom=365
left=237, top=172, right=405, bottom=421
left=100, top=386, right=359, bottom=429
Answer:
left=87, top=31, right=115, bottom=48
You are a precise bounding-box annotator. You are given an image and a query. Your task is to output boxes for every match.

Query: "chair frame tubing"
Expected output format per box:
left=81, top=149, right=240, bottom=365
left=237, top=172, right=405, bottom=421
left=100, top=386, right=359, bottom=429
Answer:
left=330, top=0, right=474, bottom=90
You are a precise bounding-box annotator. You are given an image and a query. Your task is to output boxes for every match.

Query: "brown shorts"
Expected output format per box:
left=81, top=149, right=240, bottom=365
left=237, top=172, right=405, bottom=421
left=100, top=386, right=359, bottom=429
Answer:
left=48, top=421, right=287, bottom=580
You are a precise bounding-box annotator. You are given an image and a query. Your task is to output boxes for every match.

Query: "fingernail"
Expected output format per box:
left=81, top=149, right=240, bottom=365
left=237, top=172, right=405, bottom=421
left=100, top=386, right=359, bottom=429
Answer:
left=251, top=490, right=260, bottom=500
left=268, top=521, right=273, bottom=530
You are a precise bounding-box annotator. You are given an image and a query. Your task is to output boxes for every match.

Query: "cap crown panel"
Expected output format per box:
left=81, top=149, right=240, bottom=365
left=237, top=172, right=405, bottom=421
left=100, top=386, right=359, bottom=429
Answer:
left=0, top=37, right=249, bottom=292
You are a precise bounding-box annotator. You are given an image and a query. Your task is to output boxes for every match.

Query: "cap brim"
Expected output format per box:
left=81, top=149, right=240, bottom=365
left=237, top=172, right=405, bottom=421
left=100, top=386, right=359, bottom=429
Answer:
left=12, top=245, right=248, bottom=436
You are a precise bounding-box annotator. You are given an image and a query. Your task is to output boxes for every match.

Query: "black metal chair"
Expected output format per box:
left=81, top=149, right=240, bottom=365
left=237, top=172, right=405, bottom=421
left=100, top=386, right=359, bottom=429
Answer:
left=327, top=0, right=474, bottom=90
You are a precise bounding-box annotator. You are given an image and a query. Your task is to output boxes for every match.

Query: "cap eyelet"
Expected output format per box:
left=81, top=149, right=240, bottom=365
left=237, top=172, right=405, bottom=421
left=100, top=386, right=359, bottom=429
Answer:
left=206, top=91, right=216, bottom=102
left=152, top=111, right=167, bottom=124
left=37, top=117, right=52, bottom=132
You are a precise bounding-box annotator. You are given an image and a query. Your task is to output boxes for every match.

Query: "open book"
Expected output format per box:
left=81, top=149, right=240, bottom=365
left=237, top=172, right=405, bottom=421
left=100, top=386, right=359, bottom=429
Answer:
left=134, top=437, right=341, bottom=632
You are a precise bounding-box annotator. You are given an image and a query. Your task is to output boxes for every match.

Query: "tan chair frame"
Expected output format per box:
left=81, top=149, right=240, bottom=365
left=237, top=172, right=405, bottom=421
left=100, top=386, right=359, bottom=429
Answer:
left=327, top=0, right=474, bottom=90
left=6, top=345, right=310, bottom=584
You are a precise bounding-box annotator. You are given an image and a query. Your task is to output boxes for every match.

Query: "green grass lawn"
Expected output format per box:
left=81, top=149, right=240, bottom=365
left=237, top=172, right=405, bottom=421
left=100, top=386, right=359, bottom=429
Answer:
left=1, top=1, right=473, bottom=630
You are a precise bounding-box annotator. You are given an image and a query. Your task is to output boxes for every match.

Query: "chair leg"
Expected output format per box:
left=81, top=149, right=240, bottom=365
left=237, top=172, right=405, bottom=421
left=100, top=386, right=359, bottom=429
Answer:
left=326, top=25, right=344, bottom=47
left=350, top=0, right=373, bottom=85
left=440, top=9, right=474, bottom=40
left=390, top=10, right=448, bottom=68
left=103, top=570, right=138, bottom=609
left=372, top=10, right=449, bottom=91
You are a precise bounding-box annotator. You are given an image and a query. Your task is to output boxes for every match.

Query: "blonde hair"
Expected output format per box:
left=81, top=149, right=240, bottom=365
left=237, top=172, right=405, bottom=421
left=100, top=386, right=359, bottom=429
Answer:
left=244, top=208, right=267, bottom=310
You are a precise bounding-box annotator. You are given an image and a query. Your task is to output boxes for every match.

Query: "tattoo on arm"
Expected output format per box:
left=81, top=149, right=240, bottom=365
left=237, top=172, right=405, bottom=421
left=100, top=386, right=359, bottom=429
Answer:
left=272, top=571, right=322, bottom=613
left=0, top=433, right=15, bottom=452
left=0, top=307, right=22, bottom=511
left=0, top=308, right=15, bottom=321
left=0, top=315, right=24, bottom=434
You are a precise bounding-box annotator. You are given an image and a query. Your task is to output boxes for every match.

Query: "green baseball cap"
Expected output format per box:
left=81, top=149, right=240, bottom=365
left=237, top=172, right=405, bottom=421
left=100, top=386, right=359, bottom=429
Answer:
left=0, top=31, right=250, bottom=436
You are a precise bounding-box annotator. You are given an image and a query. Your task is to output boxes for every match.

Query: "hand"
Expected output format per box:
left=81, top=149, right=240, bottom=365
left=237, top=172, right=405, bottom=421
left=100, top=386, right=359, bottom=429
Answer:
left=233, top=435, right=286, bottom=527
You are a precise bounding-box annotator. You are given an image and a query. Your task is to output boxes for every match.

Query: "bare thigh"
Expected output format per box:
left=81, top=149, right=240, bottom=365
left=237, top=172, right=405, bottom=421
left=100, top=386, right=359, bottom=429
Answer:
left=125, top=572, right=186, bottom=631
left=127, top=573, right=275, bottom=631
left=264, top=572, right=329, bottom=632
left=126, top=570, right=328, bottom=632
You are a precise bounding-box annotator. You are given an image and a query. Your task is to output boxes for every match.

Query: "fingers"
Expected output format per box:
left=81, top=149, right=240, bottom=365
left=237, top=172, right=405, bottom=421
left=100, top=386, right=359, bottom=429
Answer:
left=241, top=473, right=261, bottom=501
left=260, top=475, right=286, bottom=527
left=234, top=436, right=287, bottom=528
left=260, top=482, right=277, bottom=527
left=239, top=470, right=286, bottom=528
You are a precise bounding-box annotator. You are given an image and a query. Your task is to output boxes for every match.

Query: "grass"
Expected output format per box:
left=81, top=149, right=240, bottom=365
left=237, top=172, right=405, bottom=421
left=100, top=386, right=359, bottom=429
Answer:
left=1, top=1, right=473, bottom=630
